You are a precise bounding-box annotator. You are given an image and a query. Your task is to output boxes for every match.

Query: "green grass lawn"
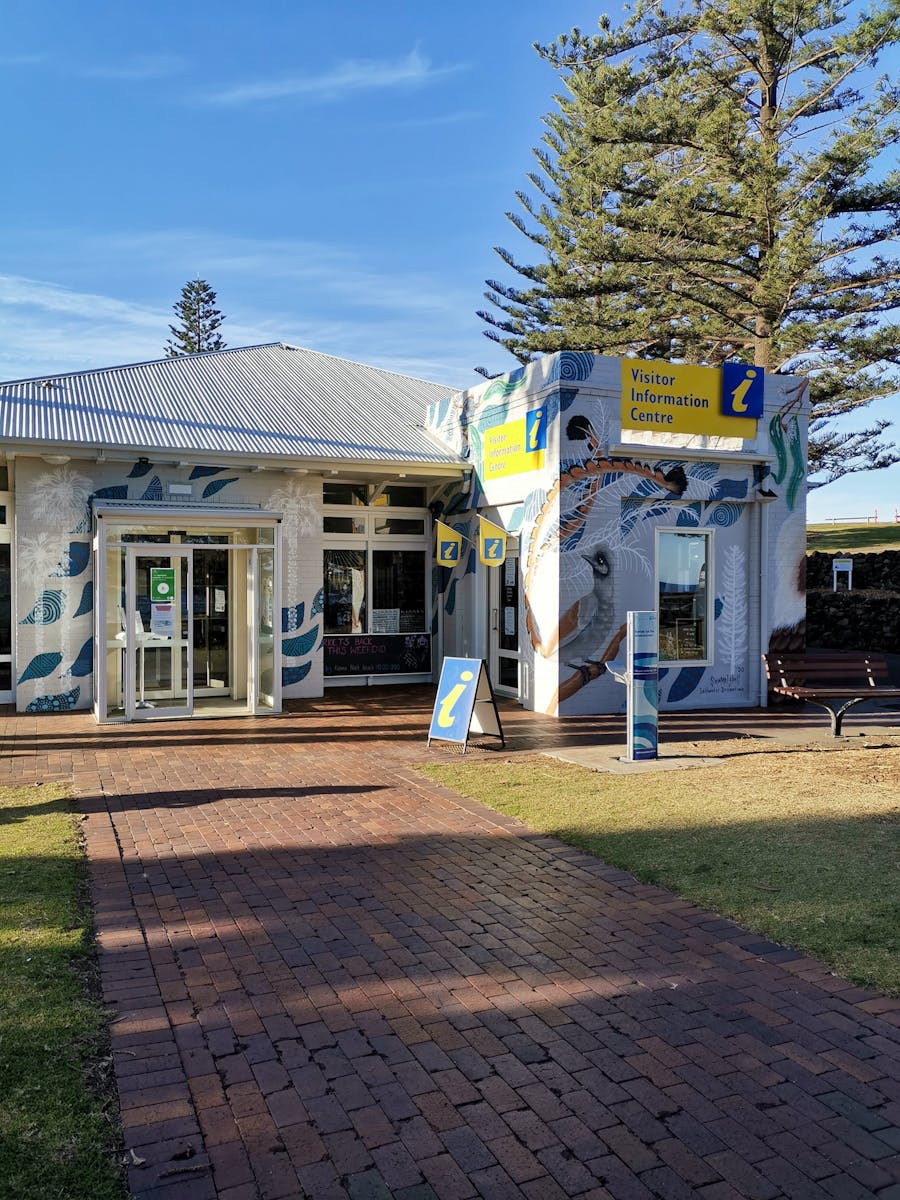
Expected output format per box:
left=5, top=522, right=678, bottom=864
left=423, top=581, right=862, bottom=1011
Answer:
left=0, top=784, right=123, bottom=1200
left=808, top=522, right=900, bottom=553
left=421, top=743, right=900, bottom=995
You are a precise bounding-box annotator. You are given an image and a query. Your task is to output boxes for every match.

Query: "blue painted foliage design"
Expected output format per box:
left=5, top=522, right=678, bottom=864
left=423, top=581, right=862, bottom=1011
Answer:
left=52, top=543, right=90, bottom=578
left=67, top=638, right=93, bottom=677
left=73, top=581, right=94, bottom=618
left=26, top=686, right=80, bottom=713
left=282, top=663, right=311, bottom=687
left=20, top=590, right=65, bottom=625
left=665, top=666, right=705, bottom=704
left=283, top=627, right=319, bottom=658
left=140, top=476, right=163, bottom=501
left=18, top=652, right=63, bottom=684
left=549, top=352, right=595, bottom=383
left=202, top=478, right=239, bottom=499
left=282, top=602, right=305, bottom=633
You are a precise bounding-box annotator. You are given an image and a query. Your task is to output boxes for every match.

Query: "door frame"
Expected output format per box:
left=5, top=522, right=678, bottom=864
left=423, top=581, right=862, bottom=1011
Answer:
left=488, top=543, right=523, bottom=700
left=125, top=545, right=194, bottom=721
left=93, top=503, right=283, bottom=723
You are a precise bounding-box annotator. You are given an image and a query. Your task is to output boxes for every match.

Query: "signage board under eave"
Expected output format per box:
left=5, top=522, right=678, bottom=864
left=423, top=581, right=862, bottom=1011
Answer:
left=482, top=407, right=547, bottom=480
left=621, top=359, right=762, bottom=438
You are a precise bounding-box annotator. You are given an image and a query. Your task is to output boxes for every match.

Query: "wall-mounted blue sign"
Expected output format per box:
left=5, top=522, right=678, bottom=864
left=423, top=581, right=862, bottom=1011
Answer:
left=524, top=407, right=547, bottom=453
left=721, top=362, right=764, bottom=419
left=428, top=657, right=505, bottom=752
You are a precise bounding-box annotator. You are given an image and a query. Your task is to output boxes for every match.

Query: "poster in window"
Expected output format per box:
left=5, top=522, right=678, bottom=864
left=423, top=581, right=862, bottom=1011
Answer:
left=400, top=609, right=425, bottom=633
left=504, top=557, right=516, bottom=587
left=150, top=601, right=175, bottom=638
left=504, top=606, right=516, bottom=637
left=371, top=608, right=400, bottom=634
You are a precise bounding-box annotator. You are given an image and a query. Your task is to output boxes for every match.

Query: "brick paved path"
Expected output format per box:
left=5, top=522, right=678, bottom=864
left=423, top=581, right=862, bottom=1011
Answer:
left=3, top=693, right=900, bottom=1199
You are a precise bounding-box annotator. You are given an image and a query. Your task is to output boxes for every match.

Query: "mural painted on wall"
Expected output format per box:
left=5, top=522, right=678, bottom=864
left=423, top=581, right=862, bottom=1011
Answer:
left=15, top=459, right=323, bottom=711
left=428, top=351, right=809, bottom=717
left=18, top=464, right=96, bottom=712
left=264, top=478, right=321, bottom=689
left=427, top=353, right=593, bottom=634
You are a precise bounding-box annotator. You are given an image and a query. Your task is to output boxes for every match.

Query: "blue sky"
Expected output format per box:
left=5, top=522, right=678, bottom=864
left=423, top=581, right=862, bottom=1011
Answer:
left=1, top=0, right=896, bottom=520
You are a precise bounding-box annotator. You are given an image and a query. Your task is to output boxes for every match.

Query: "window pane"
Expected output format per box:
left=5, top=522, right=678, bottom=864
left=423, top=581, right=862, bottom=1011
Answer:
left=372, top=485, right=426, bottom=507
left=658, top=532, right=708, bottom=661
left=499, top=559, right=519, bottom=652
left=323, top=515, right=366, bottom=535
left=323, top=482, right=367, bottom=506
left=498, top=657, right=518, bottom=690
left=0, top=662, right=10, bottom=690
left=372, top=516, right=425, bottom=536
left=372, top=550, right=426, bottom=633
left=323, top=549, right=366, bottom=633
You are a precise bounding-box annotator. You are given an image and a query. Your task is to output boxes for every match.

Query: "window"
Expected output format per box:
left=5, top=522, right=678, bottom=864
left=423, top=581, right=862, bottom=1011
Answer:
left=372, top=515, right=425, bottom=536
left=657, top=531, right=710, bottom=662
left=322, top=484, right=431, bottom=675
left=323, top=482, right=367, bottom=506
left=372, top=550, right=426, bottom=633
left=323, top=550, right=366, bottom=633
left=373, top=484, right=426, bottom=507
left=323, top=514, right=366, bottom=535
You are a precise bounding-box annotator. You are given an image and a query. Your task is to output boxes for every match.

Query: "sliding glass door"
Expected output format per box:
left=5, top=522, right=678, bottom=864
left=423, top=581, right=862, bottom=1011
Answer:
left=124, top=547, right=193, bottom=720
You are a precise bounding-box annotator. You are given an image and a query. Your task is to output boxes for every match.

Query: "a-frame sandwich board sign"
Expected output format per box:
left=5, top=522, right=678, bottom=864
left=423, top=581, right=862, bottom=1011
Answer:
left=428, top=657, right=505, bottom=753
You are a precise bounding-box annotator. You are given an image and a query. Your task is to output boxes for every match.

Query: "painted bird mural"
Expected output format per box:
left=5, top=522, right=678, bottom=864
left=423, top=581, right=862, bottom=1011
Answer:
left=565, top=415, right=689, bottom=496
left=540, top=542, right=616, bottom=670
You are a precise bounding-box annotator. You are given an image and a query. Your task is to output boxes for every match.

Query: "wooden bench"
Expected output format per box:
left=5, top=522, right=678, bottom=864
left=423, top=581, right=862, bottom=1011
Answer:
left=762, top=652, right=900, bottom=736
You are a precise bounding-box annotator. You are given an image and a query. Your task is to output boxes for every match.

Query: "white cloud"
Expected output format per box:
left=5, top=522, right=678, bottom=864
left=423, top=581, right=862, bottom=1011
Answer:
left=203, top=49, right=463, bottom=106
left=0, top=265, right=482, bottom=388
left=0, top=275, right=162, bottom=328
left=92, top=229, right=475, bottom=321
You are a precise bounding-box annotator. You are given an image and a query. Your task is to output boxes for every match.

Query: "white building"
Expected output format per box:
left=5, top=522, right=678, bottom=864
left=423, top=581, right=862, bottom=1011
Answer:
left=0, top=343, right=808, bottom=721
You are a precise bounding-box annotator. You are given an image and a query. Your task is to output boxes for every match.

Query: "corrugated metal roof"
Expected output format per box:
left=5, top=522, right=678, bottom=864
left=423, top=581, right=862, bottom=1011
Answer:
left=0, top=342, right=463, bottom=466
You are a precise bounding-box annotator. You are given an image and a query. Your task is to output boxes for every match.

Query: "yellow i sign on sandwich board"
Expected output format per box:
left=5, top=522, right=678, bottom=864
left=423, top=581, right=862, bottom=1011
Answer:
left=427, top=657, right=505, bottom=752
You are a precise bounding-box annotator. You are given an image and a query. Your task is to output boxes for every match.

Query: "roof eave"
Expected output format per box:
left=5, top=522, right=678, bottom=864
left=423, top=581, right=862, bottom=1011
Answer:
left=0, top=438, right=467, bottom=480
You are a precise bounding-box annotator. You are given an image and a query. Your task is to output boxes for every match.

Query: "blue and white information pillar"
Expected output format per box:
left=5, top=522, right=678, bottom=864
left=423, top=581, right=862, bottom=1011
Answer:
left=606, top=610, right=659, bottom=762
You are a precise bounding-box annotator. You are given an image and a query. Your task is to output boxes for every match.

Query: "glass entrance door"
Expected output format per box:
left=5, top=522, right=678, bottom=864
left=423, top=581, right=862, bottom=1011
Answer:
left=125, top=547, right=193, bottom=720
left=489, top=550, right=522, bottom=698
left=193, top=547, right=230, bottom=695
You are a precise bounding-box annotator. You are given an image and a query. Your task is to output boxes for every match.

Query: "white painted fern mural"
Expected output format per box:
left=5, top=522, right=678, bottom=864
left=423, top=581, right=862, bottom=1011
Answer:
left=719, top=544, right=748, bottom=672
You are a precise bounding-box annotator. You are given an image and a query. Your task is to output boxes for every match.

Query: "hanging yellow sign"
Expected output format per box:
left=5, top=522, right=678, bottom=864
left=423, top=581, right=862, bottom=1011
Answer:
left=435, top=521, right=463, bottom=566
left=478, top=516, right=507, bottom=566
left=621, top=359, right=758, bottom=437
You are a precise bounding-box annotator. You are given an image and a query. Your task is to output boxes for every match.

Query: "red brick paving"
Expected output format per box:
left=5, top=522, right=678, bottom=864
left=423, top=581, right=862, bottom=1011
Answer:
left=2, top=688, right=900, bottom=1200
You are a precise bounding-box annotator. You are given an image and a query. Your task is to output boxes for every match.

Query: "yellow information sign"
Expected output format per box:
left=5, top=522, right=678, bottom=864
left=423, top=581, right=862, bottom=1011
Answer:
left=483, top=407, right=547, bottom=480
left=621, top=359, right=758, bottom=438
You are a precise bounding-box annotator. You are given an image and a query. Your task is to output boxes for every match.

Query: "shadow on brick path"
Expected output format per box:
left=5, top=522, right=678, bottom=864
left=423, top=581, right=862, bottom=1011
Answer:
left=2, top=689, right=900, bottom=1199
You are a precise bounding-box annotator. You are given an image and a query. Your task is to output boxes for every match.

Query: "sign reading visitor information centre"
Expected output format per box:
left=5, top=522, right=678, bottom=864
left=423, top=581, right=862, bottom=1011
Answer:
left=483, top=407, right=547, bottom=480
left=621, top=359, right=764, bottom=437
